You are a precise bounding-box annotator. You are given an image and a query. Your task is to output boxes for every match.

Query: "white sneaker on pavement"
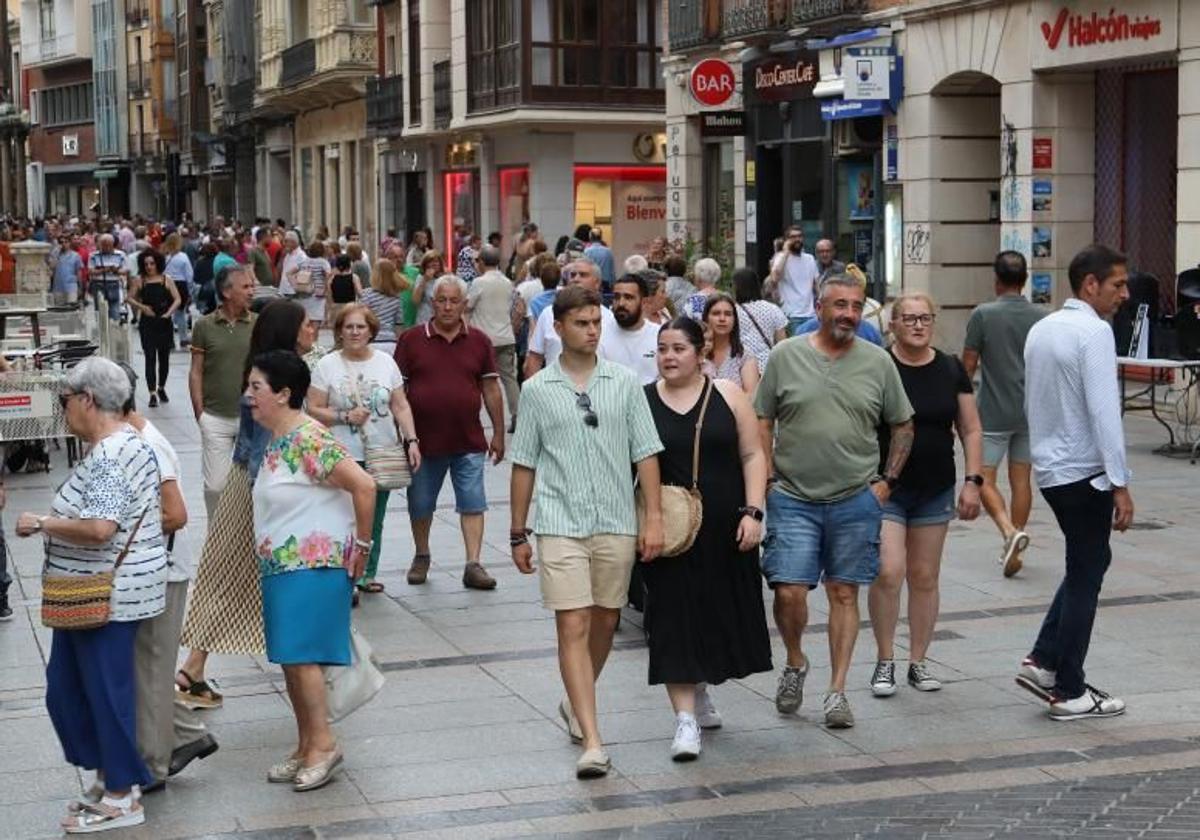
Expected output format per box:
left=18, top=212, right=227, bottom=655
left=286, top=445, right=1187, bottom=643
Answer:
left=1049, top=685, right=1126, bottom=721
left=1015, top=656, right=1056, bottom=702
left=670, top=713, right=702, bottom=761
left=694, top=683, right=722, bottom=729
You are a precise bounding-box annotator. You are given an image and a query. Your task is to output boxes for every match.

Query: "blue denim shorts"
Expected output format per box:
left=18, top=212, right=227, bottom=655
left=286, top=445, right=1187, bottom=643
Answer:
left=880, top=484, right=956, bottom=527
left=761, top=486, right=881, bottom=588
left=406, top=451, right=488, bottom=520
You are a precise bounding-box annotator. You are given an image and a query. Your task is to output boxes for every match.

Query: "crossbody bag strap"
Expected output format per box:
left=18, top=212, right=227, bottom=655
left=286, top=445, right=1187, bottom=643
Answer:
left=113, top=508, right=150, bottom=571
left=689, top=377, right=715, bottom=492
left=739, top=303, right=773, bottom=348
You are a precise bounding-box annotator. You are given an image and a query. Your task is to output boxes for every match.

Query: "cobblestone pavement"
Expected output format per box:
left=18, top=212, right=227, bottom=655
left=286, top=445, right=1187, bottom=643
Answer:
left=3, top=335, right=1200, bottom=839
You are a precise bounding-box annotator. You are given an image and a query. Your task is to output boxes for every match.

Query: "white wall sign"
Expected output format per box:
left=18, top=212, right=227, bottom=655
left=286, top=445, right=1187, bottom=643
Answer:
left=1031, top=0, right=1178, bottom=70
left=0, top=391, right=54, bottom=420
left=612, top=181, right=667, bottom=263
left=843, top=48, right=891, bottom=100
left=62, top=135, right=79, bottom=157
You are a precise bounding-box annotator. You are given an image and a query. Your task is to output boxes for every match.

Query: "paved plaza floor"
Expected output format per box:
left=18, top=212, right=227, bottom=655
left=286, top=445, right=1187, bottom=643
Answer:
left=3, top=341, right=1200, bottom=839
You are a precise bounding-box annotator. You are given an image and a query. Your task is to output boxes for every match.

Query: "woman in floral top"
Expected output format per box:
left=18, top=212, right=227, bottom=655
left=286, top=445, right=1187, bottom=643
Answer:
left=246, top=349, right=376, bottom=793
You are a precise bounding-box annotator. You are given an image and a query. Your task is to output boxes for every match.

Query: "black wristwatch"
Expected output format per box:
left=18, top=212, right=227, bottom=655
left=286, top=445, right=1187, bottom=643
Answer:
left=964, top=474, right=984, bottom=487
left=738, top=505, right=765, bottom=522
left=871, top=474, right=899, bottom=491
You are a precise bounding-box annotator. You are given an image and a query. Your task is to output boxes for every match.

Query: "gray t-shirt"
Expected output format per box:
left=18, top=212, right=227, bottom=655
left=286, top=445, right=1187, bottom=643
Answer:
left=755, top=335, right=913, bottom=502
left=963, top=294, right=1047, bottom=432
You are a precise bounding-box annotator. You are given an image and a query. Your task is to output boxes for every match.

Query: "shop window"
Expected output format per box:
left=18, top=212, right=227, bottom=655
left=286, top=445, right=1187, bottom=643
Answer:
left=702, top=141, right=735, bottom=267
left=573, top=165, right=666, bottom=264
left=443, top=171, right=478, bottom=268
left=498, top=167, right=530, bottom=248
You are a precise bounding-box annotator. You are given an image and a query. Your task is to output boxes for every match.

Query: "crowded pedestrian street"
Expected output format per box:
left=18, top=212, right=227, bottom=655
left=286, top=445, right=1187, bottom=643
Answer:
left=2, top=337, right=1200, bottom=839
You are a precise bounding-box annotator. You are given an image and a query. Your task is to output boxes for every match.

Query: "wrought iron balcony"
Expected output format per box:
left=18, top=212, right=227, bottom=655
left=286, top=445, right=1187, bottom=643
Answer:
left=433, top=60, right=451, bottom=130
left=126, top=0, right=151, bottom=28
left=366, top=74, right=405, bottom=132
left=280, top=39, right=316, bottom=87
left=791, top=0, right=869, bottom=25
left=128, top=131, right=160, bottom=158
left=668, top=0, right=712, bottom=50
left=127, top=63, right=151, bottom=97
left=723, top=0, right=788, bottom=39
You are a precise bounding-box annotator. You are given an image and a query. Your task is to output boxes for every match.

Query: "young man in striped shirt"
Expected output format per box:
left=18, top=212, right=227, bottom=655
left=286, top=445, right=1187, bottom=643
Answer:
left=510, top=284, right=665, bottom=780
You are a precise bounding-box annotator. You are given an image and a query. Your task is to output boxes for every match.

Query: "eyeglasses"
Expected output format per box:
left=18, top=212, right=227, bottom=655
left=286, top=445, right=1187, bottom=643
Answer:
left=899, top=314, right=936, bottom=327
left=576, top=392, right=598, bottom=428
left=58, top=391, right=83, bottom=409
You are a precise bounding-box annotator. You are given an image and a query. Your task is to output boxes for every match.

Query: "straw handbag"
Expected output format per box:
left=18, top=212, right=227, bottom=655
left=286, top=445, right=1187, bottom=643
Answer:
left=41, top=509, right=149, bottom=630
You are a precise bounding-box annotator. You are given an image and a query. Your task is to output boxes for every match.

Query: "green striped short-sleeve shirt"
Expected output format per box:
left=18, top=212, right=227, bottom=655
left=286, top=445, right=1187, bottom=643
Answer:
left=511, top=358, right=663, bottom=538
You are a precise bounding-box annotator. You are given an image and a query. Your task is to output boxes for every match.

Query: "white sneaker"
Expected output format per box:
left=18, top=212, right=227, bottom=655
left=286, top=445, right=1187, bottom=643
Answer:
left=870, top=660, right=897, bottom=697
left=1001, top=531, right=1030, bottom=578
left=1015, top=656, right=1056, bottom=702
left=694, top=683, right=722, bottom=729
left=1049, top=685, right=1126, bottom=721
left=670, top=713, right=702, bottom=761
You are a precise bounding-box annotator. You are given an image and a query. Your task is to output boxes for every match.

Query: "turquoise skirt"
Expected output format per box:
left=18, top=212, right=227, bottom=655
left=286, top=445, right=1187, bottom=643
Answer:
left=261, top=567, right=353, bottom=666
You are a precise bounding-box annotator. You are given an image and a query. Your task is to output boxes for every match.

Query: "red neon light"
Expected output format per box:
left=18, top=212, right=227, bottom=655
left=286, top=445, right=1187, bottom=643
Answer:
left=573, top=165, right=666, bottom=186
left=443, top=171, right=472, bottom=269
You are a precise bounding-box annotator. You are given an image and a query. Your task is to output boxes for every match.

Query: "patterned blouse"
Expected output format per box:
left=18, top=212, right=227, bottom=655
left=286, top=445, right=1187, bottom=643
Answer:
left=253, top=419, right=355, bottom=578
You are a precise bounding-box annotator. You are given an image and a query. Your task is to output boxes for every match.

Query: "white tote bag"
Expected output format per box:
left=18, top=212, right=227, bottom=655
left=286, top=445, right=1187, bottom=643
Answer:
left=324, top=626, right=386, bottom=722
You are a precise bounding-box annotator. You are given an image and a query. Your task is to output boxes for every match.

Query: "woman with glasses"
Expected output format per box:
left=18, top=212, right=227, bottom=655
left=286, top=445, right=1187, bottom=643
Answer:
left=308, top=304, right=421, bottom=595
left=867, top=293, right=984, bottom=697
left=15, top=357, right=168, bottom=833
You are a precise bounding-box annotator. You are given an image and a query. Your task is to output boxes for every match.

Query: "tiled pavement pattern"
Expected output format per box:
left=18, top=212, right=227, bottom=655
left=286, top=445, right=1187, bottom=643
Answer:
left=4, top=336, right=1200, bottom=839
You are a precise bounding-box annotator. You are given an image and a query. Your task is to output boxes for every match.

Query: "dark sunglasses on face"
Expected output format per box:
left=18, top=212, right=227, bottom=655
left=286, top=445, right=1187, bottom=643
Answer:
left=58, top=391, right=82, bottom=409
left=576, top=392, right=598, bottom=428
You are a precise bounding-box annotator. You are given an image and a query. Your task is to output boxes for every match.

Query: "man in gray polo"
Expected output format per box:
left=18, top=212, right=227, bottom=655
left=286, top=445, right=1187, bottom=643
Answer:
left=962, top=251, right=1046, bottom=578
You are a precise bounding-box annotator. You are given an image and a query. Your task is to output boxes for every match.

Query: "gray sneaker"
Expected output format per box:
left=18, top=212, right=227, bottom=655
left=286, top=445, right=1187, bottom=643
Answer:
left=775, top=662, right=808, bottom=715
left=908, top=660, right=943, bottom=692
left=823, top=691, right=855, bottom=728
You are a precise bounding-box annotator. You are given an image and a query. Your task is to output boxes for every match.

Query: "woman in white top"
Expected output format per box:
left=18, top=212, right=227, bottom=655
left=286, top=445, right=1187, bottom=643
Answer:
left=703, top=293, right=759, bottom=394
left=308, top=304, right=422, bottom=594
left=286, top=241, right=332, bottom=329
left=732, top=267, right=788, bottom=373
left=15, top=357, right=167, bottom=833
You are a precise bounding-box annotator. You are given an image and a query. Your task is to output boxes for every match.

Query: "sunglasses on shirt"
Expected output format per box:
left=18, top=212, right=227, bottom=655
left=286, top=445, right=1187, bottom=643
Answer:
left=576, top=392, right=598, bottom=428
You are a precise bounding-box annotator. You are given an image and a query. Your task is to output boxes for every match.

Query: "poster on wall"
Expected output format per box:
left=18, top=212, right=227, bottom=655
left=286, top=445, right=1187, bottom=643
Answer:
left=1032, top=179, right=1053, bottom=212
left=1031, top=272, right=1053, bottom=304
left=611, top=181, right=667, bottom=263
left=846, top=163, right=875, bottom=220
left=1032, top=226, right=1052, bottom=258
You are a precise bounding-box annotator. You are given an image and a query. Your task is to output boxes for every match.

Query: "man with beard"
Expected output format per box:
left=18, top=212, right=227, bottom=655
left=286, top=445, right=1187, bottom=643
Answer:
left=606, top=273, right=660, bottom=385
left=766, top=226, right=820, bottom=335
left=755, top=273, right=913, bottom=730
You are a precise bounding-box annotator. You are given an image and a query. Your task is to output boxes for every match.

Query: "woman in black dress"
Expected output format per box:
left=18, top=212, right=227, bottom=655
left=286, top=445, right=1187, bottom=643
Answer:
left=642, top=317, right=771, bottom=762
left=128, top=249, right=181, bottom=407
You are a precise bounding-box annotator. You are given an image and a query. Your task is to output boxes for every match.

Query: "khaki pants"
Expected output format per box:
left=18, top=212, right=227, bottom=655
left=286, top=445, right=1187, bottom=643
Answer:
left=495, top=343, right=520, bottom=419
left=199, top=411, right=240, bottom=519
left=135, top=581, right=209, bottom=782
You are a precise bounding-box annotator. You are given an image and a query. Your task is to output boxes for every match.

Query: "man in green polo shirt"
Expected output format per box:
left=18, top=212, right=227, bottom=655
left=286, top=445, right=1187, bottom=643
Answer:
left=188, top=264, right=256, bottom=518
left=510, top=284, right=664, bottom=781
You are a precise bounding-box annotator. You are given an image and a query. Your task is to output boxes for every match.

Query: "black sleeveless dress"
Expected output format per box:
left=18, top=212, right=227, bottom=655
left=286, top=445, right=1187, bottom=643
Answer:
left=642, top=380, right=773, bottom=686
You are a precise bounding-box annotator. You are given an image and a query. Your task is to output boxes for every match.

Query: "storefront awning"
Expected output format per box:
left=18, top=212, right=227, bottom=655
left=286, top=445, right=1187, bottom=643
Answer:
left=807, top=28, right=890, bottom=50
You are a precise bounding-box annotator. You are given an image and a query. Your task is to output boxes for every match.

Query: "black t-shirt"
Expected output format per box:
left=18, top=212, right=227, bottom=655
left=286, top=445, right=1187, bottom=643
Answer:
left=878, top=348, right=973, bottom=494
left=330, top=272, right=357, bottom=303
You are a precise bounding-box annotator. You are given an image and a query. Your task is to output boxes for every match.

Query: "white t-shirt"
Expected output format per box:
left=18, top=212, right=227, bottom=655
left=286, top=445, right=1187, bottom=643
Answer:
left=516, top=278, right=543, bottom=309
left=529, top=303, right=620, bottom=368
left=279, top=247, right=305, bottom=295
left=604, top=319, right=660, bottom=385
left=772, top=250, right=820, bottom=318
left=140, top=419, right=194, bottom=583
left=310, top=349, right=405, bottom=461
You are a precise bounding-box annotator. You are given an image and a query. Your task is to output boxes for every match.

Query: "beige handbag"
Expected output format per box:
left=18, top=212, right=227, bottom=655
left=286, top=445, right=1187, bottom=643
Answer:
left=636, top=378, right=714, bottom=558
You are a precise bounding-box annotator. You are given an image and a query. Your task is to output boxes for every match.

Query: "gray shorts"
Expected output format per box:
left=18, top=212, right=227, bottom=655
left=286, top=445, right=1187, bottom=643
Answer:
left=983, top=430, right=1031, bottom=468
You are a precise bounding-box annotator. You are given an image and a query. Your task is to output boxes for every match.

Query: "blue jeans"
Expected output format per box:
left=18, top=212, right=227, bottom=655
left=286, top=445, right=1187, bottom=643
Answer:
left=761, top=486, right=882, bottom=588
left=1030, top=477, right=1114, bottom=699
left=405, top=451, right=488, bottom=520
left=91, top=283, right=123, bottom=322
left=786, top=315, right=815, bottom=337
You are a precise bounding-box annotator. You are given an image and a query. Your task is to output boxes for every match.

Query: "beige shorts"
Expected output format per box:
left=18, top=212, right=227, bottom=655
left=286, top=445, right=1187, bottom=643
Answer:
left=537, top=534, right=638, bottom=611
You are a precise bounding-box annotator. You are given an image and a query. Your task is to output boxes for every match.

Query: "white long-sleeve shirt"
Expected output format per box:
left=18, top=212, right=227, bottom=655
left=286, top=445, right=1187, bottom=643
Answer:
left=1024, top=298, right=1130, bottom=490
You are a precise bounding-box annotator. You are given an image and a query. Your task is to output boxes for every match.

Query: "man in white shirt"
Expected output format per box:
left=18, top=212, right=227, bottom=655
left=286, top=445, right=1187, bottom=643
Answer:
left=467, top=245, right=522, bottom=425
left=1016, top=244, right=1134, bottom=722
left=525, top=260, right=619, bottom=377
left=766, top=225, right=820, bottom=335
left=607, top=273, right=660, bottom=385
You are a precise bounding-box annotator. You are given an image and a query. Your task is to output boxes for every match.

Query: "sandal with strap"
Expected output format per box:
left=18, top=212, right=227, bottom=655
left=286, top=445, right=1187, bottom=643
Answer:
left=63, top=797, right=145, bottom=833
left=356, top=581, right=385, bottom=594
left=175, top=669, right=223, bottom=709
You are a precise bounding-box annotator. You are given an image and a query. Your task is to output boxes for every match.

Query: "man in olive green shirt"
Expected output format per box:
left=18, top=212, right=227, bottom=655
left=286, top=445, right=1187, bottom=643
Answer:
left=755, top=274, right=913, bottom=730
left=189, top=265, right=256, bottom=518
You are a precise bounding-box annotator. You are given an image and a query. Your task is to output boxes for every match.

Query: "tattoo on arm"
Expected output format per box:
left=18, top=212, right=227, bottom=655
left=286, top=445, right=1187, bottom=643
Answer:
left=885, top=420, right=915, bottom=479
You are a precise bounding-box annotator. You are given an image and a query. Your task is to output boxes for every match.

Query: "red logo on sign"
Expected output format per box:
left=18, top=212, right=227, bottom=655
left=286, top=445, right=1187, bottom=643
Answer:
left=1033, top=137, right=1053, bottom=170
left=689, top=59, right=736, bottom=107
left=0, top=395, right=31, bottom=408
left=1041, top=6, right=1162, bottom=50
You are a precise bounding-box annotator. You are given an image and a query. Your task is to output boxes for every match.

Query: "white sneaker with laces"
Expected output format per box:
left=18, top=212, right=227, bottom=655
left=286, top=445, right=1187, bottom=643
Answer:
left=1049, top=685, right=1126, bottom=721
left=694, top=683, right=722, bottom=729
left=670, top=713, right=702, bottom=761
left=870, top=660, right=897, bottom=697
left=1015, top=656, right=1056, bottom=702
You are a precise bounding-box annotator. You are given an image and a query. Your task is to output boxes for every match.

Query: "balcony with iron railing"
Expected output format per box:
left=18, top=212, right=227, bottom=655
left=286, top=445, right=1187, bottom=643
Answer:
left=126, top=0, right=151, bottom=28
left=722, top=0, right=787, bottom=39
left=259, top=22, right=377, bottom=112
left=667, top=0, right=717, bottom=50
left=22, top=32, right=83, bottom=67
left=433, top=60, right=451, bottom=129
left=668, top=0, right=870, bottom=52
left=791, top=0, right=869, bottom=25
left=127, top=62, right=151, bottom=97
left=279, top=38, right=316, bottom=87
left=366, top=73, right=404, bottom=133
left=128, top=130, right=161, bottom=159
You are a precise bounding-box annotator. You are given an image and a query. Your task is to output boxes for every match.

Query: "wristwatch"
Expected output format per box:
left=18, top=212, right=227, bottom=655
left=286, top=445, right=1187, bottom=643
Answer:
left=964, top=474, right=984, bottom=487
left=33, top=515, right=47, bottom=532
left=870, top=474, right=898, bottom=491
left=510, top=527, right=533, bottom=547
left=738, top=505, right=765, bottom=522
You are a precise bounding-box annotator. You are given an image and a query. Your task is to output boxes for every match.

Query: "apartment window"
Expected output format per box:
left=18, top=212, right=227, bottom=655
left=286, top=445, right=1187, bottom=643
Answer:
left=407, top=0, right=421, bottom=125
left=301, top=147, right=314, bottom=236
left=386, top=35, right=396, bottom=75
left=38, top=0, right=55, bottom=41
left=467, top=0, right=521, bottom=112
left=41, top=83, right=95, bottom=127
left=289, top=0, right=309, bottom=44
left=349, top=0, right=370, bottom=25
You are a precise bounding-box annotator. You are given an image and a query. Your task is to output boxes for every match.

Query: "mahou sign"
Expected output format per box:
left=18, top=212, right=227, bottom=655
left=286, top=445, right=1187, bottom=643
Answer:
left=689, top=59, right=737, bottom=107
left=750, top=51, right=818, bottom=103
left=1032, top=0, right=1178, bottom=70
